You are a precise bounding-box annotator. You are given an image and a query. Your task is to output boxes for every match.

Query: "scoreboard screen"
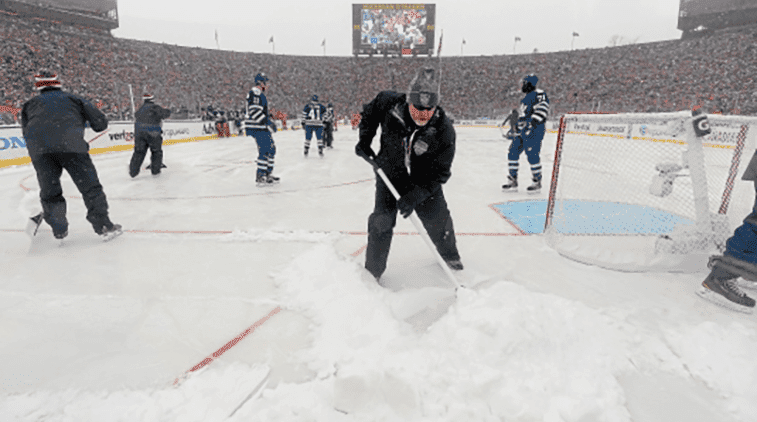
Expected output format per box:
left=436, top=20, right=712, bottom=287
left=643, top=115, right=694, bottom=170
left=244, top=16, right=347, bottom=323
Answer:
left=352, top=4, right=435, bottom=57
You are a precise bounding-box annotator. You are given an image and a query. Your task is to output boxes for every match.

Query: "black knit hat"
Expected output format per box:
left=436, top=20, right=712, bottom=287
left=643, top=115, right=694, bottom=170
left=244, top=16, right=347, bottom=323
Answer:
left=407, top=66, right=439, bottom=109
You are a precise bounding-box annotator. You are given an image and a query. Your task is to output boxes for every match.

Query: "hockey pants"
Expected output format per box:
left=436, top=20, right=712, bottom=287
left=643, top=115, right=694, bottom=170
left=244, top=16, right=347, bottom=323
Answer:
left=304, top=126, right=324, bottom=152
left=31, top=152, right=112, bottom=235
left=130, top=131, right=164, bottom=177
left=365, top=176, right=461, bottom=279
left=721, top=181, right=757, bottom=266
left=323, top=123, right=334, bottom=147
left=247, top=128, right=276, bottom=178
left=507, top=124, right=544, bottom=181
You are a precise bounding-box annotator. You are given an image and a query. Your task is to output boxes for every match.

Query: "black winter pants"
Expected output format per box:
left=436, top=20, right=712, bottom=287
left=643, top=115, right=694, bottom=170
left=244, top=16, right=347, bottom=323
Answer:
left=31, top=152, right=112, bottom=235
left=365, top=176, right=461, bottom=279
left=129, top=131, right=163, bottom=177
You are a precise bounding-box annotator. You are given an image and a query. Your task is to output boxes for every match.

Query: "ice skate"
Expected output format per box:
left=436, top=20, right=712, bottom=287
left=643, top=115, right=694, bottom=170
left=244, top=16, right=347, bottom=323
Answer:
left=303, top=148, right=309, bottom=157
left=318, top=148, right=324, bottom=157
left=267, top=174, right=280, bottom=184
left=697, top=272, right=755, bottom=313
left=256, top=174, right=274, bottom=187
left=527, top=178, right=542, bottom=193
left=501, top=175, right=518, bottom=191
left=98, top=224, right=123, bottom=242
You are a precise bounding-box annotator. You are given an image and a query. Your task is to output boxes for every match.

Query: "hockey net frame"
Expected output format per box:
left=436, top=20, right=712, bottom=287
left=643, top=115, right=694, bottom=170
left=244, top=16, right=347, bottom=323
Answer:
left=544, top=111, right=757, bottom=273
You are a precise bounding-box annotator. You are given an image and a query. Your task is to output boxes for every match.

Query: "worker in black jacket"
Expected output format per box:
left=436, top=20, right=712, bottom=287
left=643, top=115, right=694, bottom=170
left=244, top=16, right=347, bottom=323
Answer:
left=129, top=93, right=171, bottom=177
left=355, top=66, right=463, bottom=281
left=21, top=70, right=121, bottom=240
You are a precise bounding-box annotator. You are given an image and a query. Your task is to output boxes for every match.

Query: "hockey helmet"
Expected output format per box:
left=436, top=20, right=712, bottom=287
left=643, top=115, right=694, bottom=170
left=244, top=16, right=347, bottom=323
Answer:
left=312, top=95, right=319, bottom=102
left=522, top=74, right=538, bottom=93
left=254, top=73, right=269, bottom=85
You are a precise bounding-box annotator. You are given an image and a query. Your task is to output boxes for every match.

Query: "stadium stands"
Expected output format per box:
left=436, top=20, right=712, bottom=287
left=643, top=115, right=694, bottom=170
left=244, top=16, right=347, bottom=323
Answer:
left=1, top=10, right=756, bottom=125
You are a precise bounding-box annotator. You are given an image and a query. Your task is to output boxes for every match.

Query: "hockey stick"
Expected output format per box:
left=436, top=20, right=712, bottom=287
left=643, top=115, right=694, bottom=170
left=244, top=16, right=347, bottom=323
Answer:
left=374, top=166, right=462, bottom=290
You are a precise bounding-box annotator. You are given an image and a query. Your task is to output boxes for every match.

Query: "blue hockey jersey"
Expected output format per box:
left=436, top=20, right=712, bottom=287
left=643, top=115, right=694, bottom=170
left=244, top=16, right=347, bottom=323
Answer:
left=302, top=102, right=327, bottom=127
left=245, top=87, right=270, bottom=130
left=519, top=89, right=550, bottom=126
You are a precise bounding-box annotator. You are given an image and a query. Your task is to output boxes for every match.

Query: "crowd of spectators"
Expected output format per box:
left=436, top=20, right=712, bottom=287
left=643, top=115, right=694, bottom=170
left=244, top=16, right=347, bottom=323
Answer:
left=1, top=10, right=756, bottom=126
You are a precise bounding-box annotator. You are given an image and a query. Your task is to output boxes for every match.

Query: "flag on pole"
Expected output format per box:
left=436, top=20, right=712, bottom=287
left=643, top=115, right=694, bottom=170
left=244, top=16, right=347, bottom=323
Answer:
left=214, top=29, right=219, bottom=49
left=515, top=36, right=521, bottom=42
left=437, top=30, right=443, bottom=55
left=462, top=39, right=466, bottom=44
left=321, top=39, right=326, bottom=47
left=573, top=32, right=579, bottom=37
left=269, top=36, right=274, bottom=43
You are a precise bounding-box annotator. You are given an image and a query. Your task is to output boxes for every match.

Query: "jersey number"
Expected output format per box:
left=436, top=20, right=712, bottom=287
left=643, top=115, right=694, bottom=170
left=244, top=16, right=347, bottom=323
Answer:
left=308, top=108, right=321, bottom=120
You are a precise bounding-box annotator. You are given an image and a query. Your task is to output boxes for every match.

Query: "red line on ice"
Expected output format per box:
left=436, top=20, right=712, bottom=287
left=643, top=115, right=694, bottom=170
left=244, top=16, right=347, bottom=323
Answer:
left=173, top=306, right=281, bottom=386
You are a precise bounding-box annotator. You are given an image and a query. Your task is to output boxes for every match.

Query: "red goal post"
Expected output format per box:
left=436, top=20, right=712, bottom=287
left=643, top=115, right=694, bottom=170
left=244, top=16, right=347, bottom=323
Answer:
left=544, top=111, right=757, bottom=272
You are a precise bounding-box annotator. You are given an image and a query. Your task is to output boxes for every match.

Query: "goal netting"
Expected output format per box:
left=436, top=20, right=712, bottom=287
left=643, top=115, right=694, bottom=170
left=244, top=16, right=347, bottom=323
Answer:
left=545, top=111, right=757, bottom=272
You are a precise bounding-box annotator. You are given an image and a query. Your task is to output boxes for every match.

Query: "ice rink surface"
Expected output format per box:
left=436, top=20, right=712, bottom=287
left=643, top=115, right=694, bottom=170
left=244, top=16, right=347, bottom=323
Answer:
left=1, top=126, right=756, bottom=421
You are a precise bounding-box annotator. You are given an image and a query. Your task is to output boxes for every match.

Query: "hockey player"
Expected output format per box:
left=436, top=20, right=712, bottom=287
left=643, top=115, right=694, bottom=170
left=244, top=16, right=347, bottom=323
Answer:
left=355, top=65, right=463, bottom=281
left=21, top=70, right=121, bottom=240
left=698, top=150, right=757, bottom=312
left=301, top=95, right=327, bottom=157
left=502, top=74, right=550, bottom=192
left=245, top=73, right=279, bottom=186
left=323, top=103, right=335, bottom=149
left=129, top=93, right=171, bottom=177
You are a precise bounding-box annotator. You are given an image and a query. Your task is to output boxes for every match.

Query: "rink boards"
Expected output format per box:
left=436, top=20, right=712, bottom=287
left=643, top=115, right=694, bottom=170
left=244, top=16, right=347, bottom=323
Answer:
left=0, top=120, right=229, bottom=169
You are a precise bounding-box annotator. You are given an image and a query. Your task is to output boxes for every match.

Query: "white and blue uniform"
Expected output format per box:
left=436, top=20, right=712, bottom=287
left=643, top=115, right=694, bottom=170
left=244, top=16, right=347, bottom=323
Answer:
left=301, top=96, right=327, bottom=155
left=508, top=83, right=550, bottom=182
left=245, top=86, right=276, bottom=180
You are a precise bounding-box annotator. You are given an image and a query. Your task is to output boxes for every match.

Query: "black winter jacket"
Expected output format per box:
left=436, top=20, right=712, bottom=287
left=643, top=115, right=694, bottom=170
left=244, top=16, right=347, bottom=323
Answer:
left=135, top=101, right=171, bottom=133
left=357, top=91, right=456, bottom=196
left=21, top=88, right=108, bottom=158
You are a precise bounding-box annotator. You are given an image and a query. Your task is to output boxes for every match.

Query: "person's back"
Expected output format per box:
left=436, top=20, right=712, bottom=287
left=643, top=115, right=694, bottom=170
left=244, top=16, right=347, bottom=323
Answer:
left=22, top=88, right=107, bottom=157
left=135, top=100, right=171, bottom=132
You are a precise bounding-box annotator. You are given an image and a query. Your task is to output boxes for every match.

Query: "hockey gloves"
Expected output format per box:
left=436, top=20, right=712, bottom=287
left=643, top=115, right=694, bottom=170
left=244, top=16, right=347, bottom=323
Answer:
left=356, top=144, right=377, bottom=166
left=397, top=185, right=430, bottom=218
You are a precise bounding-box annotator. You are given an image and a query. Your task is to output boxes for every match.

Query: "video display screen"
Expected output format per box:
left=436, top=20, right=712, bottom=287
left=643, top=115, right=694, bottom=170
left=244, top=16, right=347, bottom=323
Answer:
left=352, top=4, right=436, bottom=57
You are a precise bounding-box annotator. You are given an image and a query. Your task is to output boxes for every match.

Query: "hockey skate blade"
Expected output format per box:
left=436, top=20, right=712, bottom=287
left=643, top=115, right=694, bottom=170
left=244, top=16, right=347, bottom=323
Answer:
left=100, top=229, right=123, bottom=242
left=696, top=286, right=754, bottom=314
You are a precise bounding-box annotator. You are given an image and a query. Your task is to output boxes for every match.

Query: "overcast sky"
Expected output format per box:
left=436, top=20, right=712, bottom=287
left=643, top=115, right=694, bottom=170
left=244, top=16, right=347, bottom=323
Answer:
left=111, top=0, right=683, bottom=57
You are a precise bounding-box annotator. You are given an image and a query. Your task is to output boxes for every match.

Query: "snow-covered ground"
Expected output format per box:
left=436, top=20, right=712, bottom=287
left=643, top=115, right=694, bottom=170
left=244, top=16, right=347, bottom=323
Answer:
left=1, top=126, right=756, bottom=422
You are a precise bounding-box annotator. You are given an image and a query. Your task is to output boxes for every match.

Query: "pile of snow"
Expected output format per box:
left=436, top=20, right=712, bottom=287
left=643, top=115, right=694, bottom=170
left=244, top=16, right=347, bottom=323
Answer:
left=3, top=243, right=757, bottom=421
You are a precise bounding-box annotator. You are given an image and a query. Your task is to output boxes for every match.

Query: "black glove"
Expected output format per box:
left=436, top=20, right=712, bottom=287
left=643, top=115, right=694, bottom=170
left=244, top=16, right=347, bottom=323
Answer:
left=397, top=186, right=430, bottom=218
left=355, top=144, right=377, bottom=167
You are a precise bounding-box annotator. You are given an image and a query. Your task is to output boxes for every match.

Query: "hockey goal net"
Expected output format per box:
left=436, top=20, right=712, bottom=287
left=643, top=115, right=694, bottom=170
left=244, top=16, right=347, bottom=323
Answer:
left=545, top=111, right=757, bottom=272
